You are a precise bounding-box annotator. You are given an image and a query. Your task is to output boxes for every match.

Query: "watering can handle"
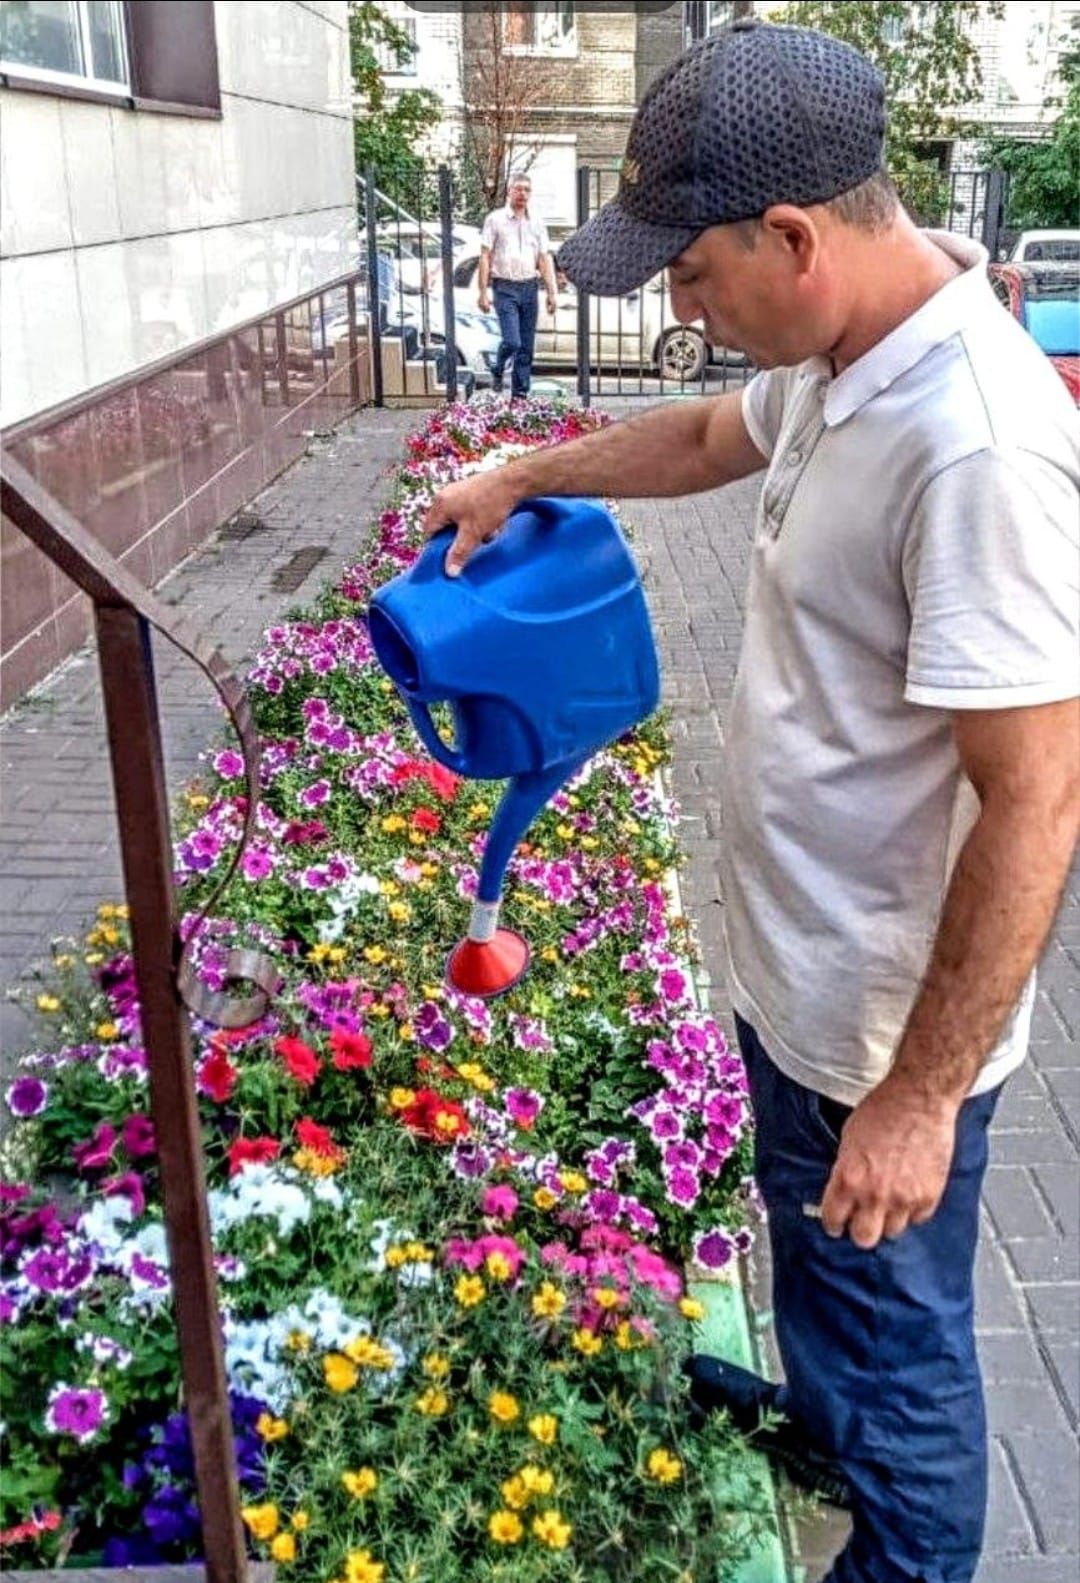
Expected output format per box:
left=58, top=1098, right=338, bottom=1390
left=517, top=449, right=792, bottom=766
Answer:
left=404, top=696, right=468, bottom=775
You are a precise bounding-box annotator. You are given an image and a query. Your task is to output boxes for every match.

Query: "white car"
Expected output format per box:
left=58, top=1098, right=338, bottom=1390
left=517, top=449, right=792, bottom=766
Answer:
left=446, top=253, right=740, bottom=381
left=1008, top=229, right=1080, bottom=264
left=374, top=223, right=483, bottom=294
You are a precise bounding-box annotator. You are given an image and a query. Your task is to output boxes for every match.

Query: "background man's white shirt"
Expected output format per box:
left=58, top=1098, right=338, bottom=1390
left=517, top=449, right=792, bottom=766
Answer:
left=481, top=206, right=551, bottom=281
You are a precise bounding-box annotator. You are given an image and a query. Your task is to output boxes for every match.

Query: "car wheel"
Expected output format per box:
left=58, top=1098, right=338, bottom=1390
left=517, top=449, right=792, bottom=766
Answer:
left=658, top=327, right=706, bottom=383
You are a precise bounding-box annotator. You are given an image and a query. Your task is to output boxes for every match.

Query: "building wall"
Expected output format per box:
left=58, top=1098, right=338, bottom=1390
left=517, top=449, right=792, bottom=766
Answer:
left=0, top=0, right=358, bottom=428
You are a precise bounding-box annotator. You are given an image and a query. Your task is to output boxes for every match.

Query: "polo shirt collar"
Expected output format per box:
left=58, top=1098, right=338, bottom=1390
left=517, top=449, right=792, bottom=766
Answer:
left=505, top=203, right=529, bottom=220
left=820, top=231, right=990, bottom=426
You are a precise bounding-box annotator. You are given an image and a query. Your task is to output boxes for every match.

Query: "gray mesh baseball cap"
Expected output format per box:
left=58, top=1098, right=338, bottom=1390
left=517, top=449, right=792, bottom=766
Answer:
left=559, top=19, right=886, bottom=296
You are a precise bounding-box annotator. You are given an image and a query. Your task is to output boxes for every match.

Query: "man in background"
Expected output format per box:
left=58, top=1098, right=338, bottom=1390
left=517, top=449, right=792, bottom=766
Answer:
left=478, top=173, right=558, bottom=398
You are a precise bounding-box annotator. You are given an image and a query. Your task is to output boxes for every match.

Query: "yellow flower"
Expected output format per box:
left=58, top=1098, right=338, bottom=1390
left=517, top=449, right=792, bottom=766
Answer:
left=468, top=800, right=491, bottom=820
left=557, top=1170, right=587, bottom=1195
left=485, top=1251, right=513, bottom=1283
left=528, top=1413, right=559, bottom=1446
left=380, top=878, right=400, bottom=897
left=323, top=1353, right=359, bottom=1393
left=531, top=1281, right=567, bottom=1320
left=500, top=1473, right=530, bottom=1511
left=399, top=1022, right=416, bottom=1042
left=380, top=814, right=407, bottom=833
left=679, top=1296, right=706, bottom=1322
left=420, top=861, right=439, bottom=877
left=270, top=1532, right=296, bottom=1563
left=53, top=954, right=74, bottom=969
left=532, top=1509, right=573, bottom=1549
left=84, top=953, right=104, bottom=965
left=290, top=1511, right=309, bottom=1531
left=344, top=1550, right=386, bottom=1583
left=488, top=1509, right=524, bottom=1544
left=646, top=1447, right=683, bottom=1484
left=456, top=1061, right=495, bottom=1092
left=293, top=1146, right=341, bottom=1177
left=285, top=1329, right=311, bottom=1353
left=388, top=901, right=411, bottom=923
left=98, top=903, right=117, bottom=919
left=422, top=1352, right=451, bottom=1379
left=36, top=994, right=60, bottom=1013
left=328, top=946, right=347, bottom=963
left=568, top=984, right=591, bottom=999
left=571, top=1328, right=603, bottom=1357
left=614, top=1320, right=635, bottom=1351
left=540, top=946, right=559, bottom=963
left=187, top=792, right=209, bottom=810
left=580, top=835, right=599, bottom=850
left=384, top=1245, right=407, bottom=1269
left=363, top=944, right=388, bottom=964
left=368, top=1002, right=391, bottom=1018
left=255, top=1413, right=289, bottom=1441
left=644, top=857, right=661, bottom=874
left=307, top=943, right=332, bottom=963
left=533, top=1187, right=558, bottom=1212
left=504, top=1464, right=555, bottom=1505
left=342, top=1467, right=378, bottom=1498
left=408, top=830, right=426, bottom=846
left=454, top=1274, right=486, bottom=1308
left=488, top=1391, right=520, bottom=1424
left=415, top=1386, right=449, bottom=1416
left=389, top=1087, right=416, bottom=1110
left=344, top=1335, right=396, bottom=1371
left=591, top=1286, right=621, bottom=1311
left=240, top=1503, right=279, bottom=1541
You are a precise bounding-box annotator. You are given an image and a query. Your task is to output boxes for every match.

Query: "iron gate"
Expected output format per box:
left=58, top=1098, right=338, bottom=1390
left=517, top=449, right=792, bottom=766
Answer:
left=572, top=163, right=1009, bottom=404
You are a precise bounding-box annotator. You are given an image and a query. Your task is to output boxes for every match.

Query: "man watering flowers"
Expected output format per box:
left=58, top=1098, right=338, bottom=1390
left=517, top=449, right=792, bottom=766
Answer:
left=424, top=20, right=1080, bottom=1583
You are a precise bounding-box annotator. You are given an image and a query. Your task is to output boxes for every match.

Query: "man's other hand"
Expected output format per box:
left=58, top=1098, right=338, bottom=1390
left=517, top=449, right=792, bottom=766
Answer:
left=820, top=1078, right=959, bottom=1249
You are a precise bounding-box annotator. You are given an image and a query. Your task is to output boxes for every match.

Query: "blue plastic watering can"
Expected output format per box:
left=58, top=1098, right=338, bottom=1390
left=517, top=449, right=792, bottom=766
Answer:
left=368, top=495, right=660, bottom=994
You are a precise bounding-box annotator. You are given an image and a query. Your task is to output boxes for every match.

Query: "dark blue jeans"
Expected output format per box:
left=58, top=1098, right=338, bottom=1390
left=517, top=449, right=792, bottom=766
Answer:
left=492, top=278, right=538, bottom=396
left=736, top=1015, right=1001, bottom=1583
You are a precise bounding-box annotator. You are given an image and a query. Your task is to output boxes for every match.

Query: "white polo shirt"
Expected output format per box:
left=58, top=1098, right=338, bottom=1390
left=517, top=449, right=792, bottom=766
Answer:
left=481, top=205, right=551, bottom=282
left=725, top=232, right=1080, bottom=1107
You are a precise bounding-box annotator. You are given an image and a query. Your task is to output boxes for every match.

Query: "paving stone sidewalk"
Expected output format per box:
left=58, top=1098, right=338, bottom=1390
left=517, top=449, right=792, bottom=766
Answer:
left=1, top=403, right=1077, bottom=1582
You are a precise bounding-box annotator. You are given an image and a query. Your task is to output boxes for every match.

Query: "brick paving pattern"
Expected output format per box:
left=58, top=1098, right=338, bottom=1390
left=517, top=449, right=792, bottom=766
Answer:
left=1, top=404, right=1076, bottom=1581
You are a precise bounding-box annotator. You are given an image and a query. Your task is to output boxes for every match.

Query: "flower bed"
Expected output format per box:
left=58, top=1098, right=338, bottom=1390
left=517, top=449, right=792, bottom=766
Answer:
left=1, top=398, right=770, bottom=1582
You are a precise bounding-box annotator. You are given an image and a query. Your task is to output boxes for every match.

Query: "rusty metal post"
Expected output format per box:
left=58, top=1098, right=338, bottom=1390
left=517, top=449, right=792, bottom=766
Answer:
left=94, top=604, right=247, bottom=1583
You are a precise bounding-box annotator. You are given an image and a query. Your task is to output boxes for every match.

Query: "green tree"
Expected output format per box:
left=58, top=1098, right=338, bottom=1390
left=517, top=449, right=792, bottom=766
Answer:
left=349, top=2, right=442, bottom=196
left=767, top=1, right=1000, bottom=221
left=981, top=28, right=1080, bottom=229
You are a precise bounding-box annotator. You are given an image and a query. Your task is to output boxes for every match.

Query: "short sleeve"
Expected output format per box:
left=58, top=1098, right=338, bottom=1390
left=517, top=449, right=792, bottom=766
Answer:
left=741, top=369, right=790, bottom=460
left=902, top=447, right=1080, bottom=709
left=536, top=219, right=551, bottom=255
left=481, top=213, right=496, bottom=249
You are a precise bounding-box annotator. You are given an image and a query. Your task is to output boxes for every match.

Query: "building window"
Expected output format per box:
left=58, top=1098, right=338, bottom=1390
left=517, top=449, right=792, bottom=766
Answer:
left=375, top=13, right=418, bottom=76
left=706, top=1, right=734, bottom=33
left=517, top=135, right=577, bottom=227
left=0, top=0, right=129, bottom=92
left=504, top=2, right=576, bottom=57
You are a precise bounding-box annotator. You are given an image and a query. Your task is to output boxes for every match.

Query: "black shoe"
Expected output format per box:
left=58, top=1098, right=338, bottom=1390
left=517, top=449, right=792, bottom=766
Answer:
left=683, top=1355, right=853, bottom=1509
left=491, top=378, right=505, bottom=394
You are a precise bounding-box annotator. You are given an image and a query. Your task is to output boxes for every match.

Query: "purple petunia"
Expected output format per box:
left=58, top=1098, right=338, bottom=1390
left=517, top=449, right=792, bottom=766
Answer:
left=45, top=1383, right=109, bottom=1443
left=213, top=749, right=245, bottom=780
left=5, top=1076, right=48, bottom=1117
left=691, top=1227, right=737, bottom=1272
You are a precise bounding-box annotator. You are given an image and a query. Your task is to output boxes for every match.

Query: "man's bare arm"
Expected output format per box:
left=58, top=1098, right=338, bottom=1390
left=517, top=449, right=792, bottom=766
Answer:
left=478, top=246, right=492, bottom=310
left=424, top=392, right=767, bottom=575
left=822, top=697, right=1080, bottom=1248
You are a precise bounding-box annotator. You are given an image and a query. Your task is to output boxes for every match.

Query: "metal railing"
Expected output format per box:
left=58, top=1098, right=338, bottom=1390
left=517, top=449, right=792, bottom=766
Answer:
left=0, top=457, right=274, bottom=1583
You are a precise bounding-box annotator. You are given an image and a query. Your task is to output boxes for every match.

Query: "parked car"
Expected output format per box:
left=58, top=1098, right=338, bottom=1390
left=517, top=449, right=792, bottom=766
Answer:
left=447, top=254, right=743, bottom=382
left=1007, top=229, right=1080, bottom=264
left=988, top=261, right=1080, bottom=402
left=376, top=223, right=483, bottom=294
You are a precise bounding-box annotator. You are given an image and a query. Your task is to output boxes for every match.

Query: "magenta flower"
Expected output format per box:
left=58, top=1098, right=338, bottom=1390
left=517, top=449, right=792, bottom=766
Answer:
left=504, top=1088, right=544, bottom=1130
left=666, top=1166, right=701, bottom=1209
left=73, top=1122, right=117, bottom=1171
left=45, top=1383, right=108, bottom=1444
left=481, top=1185, right=519, bottom=1221
left=414, top=1002, right=453, bottom=1052
left=213, top=749, right=244, bottom=779
left=692, top=1227, right=736, bottom=1272
left=102, top=1172, right=146, bottom=1217
left=121, top=1114, right=156, bottom=1158
left=241, top=846, right=275, bottom=881
left=5, top=1076, right=48, bottom=1118
left=299, top=779, right=331, bottom=808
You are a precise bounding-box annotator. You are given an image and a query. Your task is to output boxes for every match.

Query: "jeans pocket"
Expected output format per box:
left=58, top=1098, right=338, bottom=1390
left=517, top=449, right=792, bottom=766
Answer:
left=812, top=1092, right=851, bottom=1149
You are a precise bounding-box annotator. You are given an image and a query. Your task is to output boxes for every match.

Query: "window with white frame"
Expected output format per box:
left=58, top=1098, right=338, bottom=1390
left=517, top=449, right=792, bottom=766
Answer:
left=516, top=136, right=577, bottom=228
left=706, top=1, right=734, bottom=33
left=503, top=2, right=576, bottom=57
left=0, top=0, right=129, bottom=92
left=375, top=13, right=418, bottom=76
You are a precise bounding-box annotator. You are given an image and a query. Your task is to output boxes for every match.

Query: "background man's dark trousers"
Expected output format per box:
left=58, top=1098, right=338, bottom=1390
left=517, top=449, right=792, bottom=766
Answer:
left=492, top=277, right=538, bottom=397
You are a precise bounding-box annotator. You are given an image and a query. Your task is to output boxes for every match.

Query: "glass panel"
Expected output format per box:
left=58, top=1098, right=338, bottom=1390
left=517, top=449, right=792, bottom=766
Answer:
left=86, top=0, right=126, bottom=84
left=0, top=0, right=83, bottom=75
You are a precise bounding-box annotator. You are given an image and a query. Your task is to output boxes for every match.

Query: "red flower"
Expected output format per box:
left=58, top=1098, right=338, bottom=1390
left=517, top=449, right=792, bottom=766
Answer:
left=296, top=1116, right=341, bottom=1157
left=228, top=1136, right=281, bottom=1176
left=411, top=807, right=441, bottom=835
left=199, top=1045, right=239, bottom=1104
left=400, top=1087, right=470, bottom=1144
left=330, top=1028, right=373, bottom=1071
left=423, top=762, right=459, bottom=802
left=275, top=1036, right=321, bottom=1087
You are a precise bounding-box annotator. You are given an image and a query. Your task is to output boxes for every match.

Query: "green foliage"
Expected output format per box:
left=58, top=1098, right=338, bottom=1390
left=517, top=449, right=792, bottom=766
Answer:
left=349, top=1, right=442, bottom=189
left=769, top=1, right=1001, bottom=221
left=981, top=28, right=1080, bottom=230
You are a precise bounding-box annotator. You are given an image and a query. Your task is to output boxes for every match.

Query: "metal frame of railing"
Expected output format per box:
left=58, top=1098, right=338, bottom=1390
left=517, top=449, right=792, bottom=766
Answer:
left=0, top=456, right=269, bottom=1583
